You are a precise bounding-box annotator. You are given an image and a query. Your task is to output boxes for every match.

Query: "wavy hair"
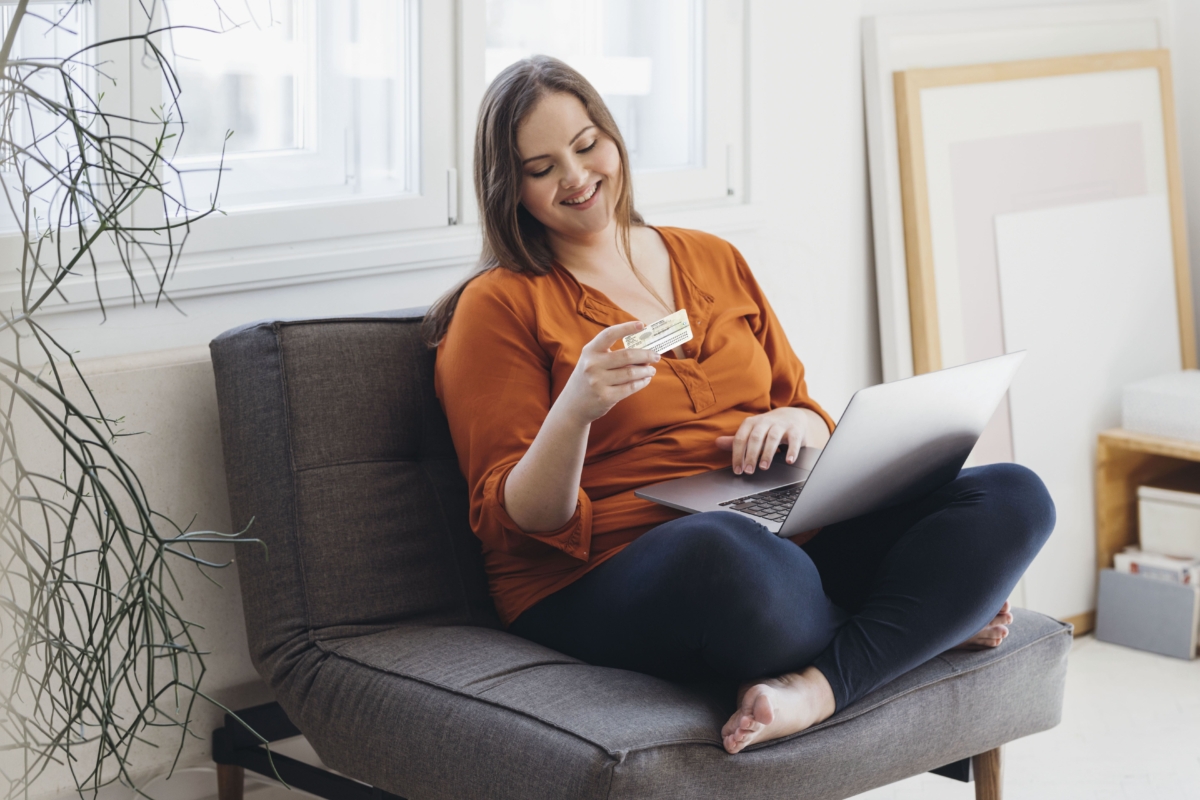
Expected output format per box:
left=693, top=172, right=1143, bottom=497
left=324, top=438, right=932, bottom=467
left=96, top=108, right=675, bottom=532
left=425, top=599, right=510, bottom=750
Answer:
left=423, top=55, right=642, bottom=345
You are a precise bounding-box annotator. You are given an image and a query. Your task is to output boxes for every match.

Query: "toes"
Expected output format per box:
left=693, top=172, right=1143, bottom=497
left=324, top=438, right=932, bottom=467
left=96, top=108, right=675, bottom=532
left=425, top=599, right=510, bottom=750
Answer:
left=721, top=713, right=746, bottom=739
left=752, top=691, right=775, bottom=727
left=725, top=730, right=753, bottom=754
left=724, top=685, right=775, bottom=754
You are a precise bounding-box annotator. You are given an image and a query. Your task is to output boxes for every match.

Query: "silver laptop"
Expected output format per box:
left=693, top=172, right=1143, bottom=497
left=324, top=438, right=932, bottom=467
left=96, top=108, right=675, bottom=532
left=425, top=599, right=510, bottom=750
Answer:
left=634, top=351, right=1025, bottom=535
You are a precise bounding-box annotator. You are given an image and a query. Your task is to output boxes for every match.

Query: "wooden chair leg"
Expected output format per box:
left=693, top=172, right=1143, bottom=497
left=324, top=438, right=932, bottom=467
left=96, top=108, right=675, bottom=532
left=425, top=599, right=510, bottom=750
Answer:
left=972, top=746, right=1003, bottom=800
left=217, top=764, right=245, bottom=800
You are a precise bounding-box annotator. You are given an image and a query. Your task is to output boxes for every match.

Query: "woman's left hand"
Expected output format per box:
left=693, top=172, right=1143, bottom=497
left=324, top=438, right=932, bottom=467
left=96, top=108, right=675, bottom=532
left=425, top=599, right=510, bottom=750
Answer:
left=716, top=407, right=831, bottom=475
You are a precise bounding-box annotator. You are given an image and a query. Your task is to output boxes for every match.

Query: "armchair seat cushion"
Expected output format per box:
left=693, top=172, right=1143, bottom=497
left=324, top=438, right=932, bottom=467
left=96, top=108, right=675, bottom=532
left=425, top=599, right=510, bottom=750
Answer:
left=292, top=609, right=1069, bottom=800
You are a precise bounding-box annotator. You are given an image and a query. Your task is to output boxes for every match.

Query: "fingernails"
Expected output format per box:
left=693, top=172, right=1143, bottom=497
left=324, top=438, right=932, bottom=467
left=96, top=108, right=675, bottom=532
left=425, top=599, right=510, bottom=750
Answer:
left=653, top=353, right=661, bottom=362
left=760, top=459, right=770, bottom=469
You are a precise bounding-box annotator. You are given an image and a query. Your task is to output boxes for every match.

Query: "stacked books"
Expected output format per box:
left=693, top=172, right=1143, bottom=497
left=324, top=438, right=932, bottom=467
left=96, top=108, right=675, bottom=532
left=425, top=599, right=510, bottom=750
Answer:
left=1113, top=548, right=1200, bottom=585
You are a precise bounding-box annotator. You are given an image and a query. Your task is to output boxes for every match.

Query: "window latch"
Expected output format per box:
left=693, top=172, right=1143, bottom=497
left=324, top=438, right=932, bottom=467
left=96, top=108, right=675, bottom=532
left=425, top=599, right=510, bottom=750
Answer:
left=448, top=167, right=459, bottom=226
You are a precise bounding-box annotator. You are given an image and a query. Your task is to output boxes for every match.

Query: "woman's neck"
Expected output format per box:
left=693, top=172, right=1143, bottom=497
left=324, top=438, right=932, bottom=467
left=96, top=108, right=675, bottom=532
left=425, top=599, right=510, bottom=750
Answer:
left=548, top=221, right=628, bottom=280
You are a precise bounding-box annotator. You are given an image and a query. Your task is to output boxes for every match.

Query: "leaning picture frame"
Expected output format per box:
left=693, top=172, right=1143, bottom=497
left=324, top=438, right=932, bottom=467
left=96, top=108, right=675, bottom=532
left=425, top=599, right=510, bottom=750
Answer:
left=892, top=49, right=1196, bottom=628
left=862, top=3, right=1174, bottom=382
left=893, top=49, right=1196, bottom=379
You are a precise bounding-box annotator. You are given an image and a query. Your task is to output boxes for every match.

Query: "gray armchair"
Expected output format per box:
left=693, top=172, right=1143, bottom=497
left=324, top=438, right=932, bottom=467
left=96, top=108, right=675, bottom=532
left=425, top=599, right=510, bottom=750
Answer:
left=209, top=309, right=1071, bottom=800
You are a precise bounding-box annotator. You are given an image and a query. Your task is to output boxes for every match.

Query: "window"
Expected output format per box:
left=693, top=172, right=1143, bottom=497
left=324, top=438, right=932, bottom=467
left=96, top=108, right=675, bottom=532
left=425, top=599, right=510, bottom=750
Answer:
left=131, top=0, right=454, bottom=254
left=2, top=0, right=744, bottom=309
left=0, top=2, right=93, bottom=234
left=162, top=0, right=419, bottom=210
left=486, top=0, right=701, bottom=173
left=476, top=0, right=744, bottom=210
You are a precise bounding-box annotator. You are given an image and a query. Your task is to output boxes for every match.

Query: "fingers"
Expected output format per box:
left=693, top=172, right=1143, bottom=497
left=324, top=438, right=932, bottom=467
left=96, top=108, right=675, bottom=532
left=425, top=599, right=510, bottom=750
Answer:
left=741, top=424, right=770, bottom=474
left=587, top=320, right=647, bottom=353
left=615, top=374, right=654, bottom=396
left=602, top=345, right=661, bottom=368
left=756, top=426, right=785, bottom=470
left=722, top=410, right=810, bottom=473
left=784, top=424, right=806, bottom=465
left=730, top=418, right=755, bottom=475
left=609, top=363, right=658, bottom=387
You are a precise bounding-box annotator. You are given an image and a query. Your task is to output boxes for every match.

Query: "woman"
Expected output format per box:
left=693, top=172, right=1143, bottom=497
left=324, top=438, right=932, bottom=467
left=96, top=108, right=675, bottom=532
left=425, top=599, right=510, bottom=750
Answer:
left=429, top=56, right=1054, bottom=755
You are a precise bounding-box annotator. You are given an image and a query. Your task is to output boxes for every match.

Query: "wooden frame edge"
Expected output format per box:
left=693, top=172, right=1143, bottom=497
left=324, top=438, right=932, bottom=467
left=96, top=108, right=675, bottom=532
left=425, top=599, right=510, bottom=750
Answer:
left=1154, top=52, right=1199, bottom=369
left=901, top=48, right=1171, bottom=91
left=894, top=48, right=1195, bottom=375
left=1061, top=610, right=1095, bottom=637
left=893, top=71, right=941, bottom=375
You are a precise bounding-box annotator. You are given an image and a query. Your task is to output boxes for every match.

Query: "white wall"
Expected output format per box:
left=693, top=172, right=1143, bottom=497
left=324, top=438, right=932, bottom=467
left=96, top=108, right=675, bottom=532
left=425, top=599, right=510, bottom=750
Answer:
left=17, top=1, right=1200, bottom=796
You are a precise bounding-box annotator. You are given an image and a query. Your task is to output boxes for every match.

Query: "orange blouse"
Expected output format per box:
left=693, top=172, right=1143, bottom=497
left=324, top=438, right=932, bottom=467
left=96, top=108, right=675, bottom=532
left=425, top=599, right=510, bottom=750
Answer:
left=434, top=227, right=833, bottom=626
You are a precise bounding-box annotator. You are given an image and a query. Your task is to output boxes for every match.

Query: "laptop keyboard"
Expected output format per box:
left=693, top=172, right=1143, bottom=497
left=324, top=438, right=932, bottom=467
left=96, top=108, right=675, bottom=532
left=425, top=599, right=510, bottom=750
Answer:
left=718, top=482, right=804, bottom=522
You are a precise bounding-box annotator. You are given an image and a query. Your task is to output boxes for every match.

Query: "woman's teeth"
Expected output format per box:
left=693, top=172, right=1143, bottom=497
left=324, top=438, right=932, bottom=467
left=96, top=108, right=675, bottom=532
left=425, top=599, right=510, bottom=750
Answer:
left=563, top=182, right=598, bottom=205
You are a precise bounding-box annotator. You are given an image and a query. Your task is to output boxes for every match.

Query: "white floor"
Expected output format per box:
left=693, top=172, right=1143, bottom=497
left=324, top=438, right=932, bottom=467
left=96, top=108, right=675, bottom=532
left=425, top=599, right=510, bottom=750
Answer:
left=143, top=635, right=1200, bottom=800
left=853, top=635, right=1200, bottom=800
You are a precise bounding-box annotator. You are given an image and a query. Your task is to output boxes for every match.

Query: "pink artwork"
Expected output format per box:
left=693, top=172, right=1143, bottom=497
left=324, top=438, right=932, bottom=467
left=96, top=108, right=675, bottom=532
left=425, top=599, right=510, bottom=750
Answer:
left=946, top=123, right=1148, bottom=463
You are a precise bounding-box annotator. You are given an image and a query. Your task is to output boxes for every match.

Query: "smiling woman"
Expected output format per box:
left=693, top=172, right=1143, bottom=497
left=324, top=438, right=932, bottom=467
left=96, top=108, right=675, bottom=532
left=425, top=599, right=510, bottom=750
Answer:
left=427, top=55, right=1054, bottom=757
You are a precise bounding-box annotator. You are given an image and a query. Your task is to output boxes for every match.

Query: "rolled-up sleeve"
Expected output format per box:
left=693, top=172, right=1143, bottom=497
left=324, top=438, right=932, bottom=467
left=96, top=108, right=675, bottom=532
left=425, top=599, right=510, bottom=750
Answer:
left=732, top=248, right=835, bottom=433
left=434, top=280, right=593, bottom=559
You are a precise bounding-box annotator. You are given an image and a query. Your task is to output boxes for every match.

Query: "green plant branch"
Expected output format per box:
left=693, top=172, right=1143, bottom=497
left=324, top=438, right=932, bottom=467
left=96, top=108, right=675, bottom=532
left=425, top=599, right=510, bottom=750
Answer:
left=1, top=2, right=268, bottom=796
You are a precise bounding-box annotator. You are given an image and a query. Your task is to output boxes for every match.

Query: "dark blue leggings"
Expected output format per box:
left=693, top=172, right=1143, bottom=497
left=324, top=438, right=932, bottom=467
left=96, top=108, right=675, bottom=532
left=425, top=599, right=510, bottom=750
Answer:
left=510, top=463, right=1055, bottom=711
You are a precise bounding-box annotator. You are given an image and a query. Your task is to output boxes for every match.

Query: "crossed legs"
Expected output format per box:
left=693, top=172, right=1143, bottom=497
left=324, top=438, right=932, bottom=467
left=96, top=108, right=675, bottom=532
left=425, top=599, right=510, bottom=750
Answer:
left=510, top=463, right=1055, bottom=753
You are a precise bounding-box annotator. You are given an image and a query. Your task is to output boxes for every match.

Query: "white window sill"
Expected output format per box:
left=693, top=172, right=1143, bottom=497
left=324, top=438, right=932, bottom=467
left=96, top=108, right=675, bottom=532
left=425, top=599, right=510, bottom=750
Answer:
left=5, top=201, right=765, bottom=318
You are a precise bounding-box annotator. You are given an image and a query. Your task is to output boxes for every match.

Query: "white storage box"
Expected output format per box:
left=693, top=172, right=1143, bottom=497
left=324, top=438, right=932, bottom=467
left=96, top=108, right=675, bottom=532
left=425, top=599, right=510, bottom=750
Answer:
left=1139, top=468, right=1200, bottom=559
left=1122, top=370, right=1200, bottom=442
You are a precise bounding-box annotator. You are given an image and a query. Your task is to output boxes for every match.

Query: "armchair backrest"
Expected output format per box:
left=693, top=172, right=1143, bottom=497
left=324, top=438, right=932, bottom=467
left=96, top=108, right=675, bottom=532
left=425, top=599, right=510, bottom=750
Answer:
left=210, top=310, right=499, bottom=686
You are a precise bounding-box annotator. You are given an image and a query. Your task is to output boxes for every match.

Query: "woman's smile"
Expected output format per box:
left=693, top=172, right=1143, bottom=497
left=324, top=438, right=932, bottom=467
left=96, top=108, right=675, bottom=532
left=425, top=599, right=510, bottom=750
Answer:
left=561, top=180, right=601, bottom=209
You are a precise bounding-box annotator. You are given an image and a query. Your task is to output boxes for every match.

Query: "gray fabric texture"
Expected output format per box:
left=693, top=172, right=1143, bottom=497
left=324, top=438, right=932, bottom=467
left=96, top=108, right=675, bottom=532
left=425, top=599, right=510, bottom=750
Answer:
left=210, top=311, right=1071, bottom=800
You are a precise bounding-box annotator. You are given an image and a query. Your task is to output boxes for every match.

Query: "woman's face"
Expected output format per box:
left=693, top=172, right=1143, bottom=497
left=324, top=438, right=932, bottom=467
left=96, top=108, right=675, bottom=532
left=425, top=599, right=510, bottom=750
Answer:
left=516, top=91, right=622, bottom=240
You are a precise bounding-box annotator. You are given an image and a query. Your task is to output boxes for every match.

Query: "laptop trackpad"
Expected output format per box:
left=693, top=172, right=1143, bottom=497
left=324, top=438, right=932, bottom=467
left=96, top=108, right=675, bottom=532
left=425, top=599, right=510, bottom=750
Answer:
left=634, top=447, right=819, bottom=514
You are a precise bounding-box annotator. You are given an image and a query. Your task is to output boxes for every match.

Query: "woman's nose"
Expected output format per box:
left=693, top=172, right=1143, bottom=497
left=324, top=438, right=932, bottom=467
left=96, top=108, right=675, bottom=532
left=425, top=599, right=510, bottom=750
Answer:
left=561, top=157, right=587, bottom=189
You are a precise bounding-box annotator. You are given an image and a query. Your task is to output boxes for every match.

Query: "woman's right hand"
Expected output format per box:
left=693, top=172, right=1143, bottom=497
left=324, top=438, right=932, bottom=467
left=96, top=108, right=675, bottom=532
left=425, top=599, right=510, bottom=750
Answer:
left=559, top=321, right=660, bottom=424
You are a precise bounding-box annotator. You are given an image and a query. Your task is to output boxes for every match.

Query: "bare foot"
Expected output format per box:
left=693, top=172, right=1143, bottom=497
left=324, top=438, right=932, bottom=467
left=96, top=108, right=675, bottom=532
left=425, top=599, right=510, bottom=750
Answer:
left=720, top=666, right=836, bottom=754
left=952, top=601, right=1014, bottom=651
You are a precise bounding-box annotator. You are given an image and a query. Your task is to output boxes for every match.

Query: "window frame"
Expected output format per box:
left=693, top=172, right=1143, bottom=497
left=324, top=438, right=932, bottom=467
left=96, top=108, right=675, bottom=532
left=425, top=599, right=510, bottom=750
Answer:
left=131, top=0, right=456, bottom=255
left=457, top=0, right=746, bottom=225
left=0, top=1, right=457, bottom=274
left=0, top=0, right=750, bottom=316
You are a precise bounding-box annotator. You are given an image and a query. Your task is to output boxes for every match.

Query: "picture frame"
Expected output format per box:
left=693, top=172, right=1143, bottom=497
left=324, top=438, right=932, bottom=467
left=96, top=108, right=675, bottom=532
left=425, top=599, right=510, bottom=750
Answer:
left=891, top=49, right=1196, bottom=626
left=893, top=49, right=1195, bottom=378
left=862, top=3, right=1173, bottom=381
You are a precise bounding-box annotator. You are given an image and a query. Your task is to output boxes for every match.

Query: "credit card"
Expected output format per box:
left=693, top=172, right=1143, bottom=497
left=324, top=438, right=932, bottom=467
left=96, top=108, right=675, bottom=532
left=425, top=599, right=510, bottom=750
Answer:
left=622, top=309, right=693, bottom=354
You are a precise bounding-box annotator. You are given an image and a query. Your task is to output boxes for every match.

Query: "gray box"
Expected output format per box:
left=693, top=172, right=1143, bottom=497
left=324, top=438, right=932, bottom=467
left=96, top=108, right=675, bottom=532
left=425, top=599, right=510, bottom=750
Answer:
left=1095, top=569, right=1199, bottom=660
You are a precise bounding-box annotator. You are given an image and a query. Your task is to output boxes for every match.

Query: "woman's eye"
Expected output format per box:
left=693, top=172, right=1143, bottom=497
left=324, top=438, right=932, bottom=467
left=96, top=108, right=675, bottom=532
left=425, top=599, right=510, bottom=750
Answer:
left=578, top=140, right=597, bottom=154
left=530, top=165, right=552, bottom=178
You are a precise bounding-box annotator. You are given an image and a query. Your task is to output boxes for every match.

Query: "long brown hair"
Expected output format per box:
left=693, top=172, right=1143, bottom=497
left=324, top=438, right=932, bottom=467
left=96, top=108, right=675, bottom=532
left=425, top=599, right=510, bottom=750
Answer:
left=423, top=55, right=643, bottom=345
